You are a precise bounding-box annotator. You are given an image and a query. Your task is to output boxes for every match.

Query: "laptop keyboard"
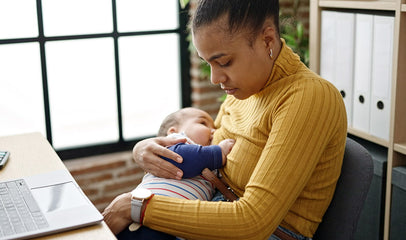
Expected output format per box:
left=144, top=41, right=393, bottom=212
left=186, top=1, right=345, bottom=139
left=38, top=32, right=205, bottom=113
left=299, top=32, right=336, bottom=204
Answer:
left=0, top=179, right=49, bottom=237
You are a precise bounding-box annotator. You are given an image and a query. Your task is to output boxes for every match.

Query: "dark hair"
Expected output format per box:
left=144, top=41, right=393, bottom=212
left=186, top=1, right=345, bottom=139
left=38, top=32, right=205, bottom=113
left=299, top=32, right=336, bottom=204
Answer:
left=191, top=0, right=280, bottom=42
left=157, top=111, right=181, bottom=137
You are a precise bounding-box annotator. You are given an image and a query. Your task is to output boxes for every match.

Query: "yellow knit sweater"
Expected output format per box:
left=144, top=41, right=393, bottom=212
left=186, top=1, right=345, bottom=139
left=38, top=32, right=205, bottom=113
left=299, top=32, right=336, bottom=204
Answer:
left=143, top=41, right=347, bottom=240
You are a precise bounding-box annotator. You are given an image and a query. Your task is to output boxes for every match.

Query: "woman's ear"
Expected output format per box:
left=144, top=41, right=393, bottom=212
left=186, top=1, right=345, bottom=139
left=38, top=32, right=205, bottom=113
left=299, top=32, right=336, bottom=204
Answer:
left=167, top=127, right=178, bottom=135
left=261, top=18, right=278, bottom=49
left=263, top=25, right=277, bottom=49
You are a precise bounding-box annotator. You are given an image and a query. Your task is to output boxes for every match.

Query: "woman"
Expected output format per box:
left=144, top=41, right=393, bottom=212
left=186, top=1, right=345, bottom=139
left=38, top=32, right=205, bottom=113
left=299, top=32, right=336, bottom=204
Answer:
left=103, top=1, right=347, bottom=239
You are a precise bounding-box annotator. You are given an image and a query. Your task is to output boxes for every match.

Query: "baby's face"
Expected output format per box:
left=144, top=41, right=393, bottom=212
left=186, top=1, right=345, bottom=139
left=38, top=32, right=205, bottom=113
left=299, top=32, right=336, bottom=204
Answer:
left=178, top=108, right=215, bottom=146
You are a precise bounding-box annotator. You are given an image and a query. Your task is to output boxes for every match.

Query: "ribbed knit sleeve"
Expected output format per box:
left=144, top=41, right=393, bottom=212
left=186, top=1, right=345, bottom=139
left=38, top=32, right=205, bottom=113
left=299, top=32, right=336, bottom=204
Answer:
left=142, top=41, right=347, bottom=240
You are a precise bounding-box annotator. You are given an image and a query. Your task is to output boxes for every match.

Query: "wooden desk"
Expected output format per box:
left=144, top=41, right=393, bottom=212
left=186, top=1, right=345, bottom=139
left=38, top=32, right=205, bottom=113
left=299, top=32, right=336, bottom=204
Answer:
left=0, top=132, right=116, bottom=240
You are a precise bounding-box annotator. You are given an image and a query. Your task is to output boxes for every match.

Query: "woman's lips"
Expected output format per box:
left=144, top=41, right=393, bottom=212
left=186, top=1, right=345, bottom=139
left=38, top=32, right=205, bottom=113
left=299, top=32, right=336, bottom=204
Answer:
left=222, top=87, right=237, bottom=95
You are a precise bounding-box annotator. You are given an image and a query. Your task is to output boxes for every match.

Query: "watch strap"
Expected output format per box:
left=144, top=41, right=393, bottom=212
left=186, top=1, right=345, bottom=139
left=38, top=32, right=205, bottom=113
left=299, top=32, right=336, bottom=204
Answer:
left=131, top=198, right=143, bottom=223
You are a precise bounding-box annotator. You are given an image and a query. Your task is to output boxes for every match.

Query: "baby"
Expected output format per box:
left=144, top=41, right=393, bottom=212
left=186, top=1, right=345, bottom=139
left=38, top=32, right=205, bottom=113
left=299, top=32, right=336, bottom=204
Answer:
left=136, top=107, right=234, bottom=200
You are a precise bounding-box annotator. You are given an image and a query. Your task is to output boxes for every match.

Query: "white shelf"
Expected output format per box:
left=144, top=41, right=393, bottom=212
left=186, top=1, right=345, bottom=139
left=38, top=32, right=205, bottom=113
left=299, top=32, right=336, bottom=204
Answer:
left=394, top=143, right=406, bottom=155
left=348, top=127, right=390, bottom=148
left=319, top=0, right=397, bottom=10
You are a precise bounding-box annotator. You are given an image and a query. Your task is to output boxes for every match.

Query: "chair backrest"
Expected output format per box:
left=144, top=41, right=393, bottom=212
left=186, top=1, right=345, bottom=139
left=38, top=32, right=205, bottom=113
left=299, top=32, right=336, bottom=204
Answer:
left=313, top=137, right=374, bottom=240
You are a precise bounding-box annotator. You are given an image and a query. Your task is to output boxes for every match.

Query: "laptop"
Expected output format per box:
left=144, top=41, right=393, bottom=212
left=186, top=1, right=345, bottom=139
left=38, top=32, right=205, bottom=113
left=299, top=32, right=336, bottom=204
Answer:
left=0, top=169, right=103, bottom=240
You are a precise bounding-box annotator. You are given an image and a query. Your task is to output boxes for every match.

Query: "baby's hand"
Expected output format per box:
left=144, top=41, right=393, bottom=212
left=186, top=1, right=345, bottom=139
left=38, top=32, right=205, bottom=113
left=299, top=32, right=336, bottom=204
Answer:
left=218, top=139, right=235, bottom=165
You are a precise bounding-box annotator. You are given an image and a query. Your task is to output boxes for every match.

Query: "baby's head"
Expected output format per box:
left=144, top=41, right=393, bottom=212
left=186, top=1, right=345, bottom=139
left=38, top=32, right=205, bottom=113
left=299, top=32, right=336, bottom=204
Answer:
left=158, top=107, right=215, bottom=146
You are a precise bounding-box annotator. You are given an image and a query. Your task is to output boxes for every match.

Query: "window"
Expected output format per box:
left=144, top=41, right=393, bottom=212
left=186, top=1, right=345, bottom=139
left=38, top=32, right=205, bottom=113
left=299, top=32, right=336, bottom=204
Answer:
left=0, top=0, right=191, bottom=159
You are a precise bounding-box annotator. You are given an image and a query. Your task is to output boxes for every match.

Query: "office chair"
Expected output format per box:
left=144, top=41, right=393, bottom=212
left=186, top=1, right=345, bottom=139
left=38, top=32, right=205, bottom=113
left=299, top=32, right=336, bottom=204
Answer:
left=313, top=137, right=374, bottom=240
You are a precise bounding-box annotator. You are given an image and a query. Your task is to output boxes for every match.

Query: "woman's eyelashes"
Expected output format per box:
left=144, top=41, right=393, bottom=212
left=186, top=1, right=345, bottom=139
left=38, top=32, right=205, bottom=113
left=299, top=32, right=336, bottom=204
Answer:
left=218, top=60, right=231, bottom=67
left=200, top=59, right=230, bottom=70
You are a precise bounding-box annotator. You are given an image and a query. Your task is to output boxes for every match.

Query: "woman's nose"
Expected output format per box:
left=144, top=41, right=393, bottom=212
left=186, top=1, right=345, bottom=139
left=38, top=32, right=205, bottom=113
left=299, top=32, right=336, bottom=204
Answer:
left=210, top=68, right=226, bottom=85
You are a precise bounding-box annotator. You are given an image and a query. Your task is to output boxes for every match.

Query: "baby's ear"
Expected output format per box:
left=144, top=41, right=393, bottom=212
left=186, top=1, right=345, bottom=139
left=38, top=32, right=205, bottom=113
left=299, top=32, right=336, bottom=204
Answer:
left=167, top=127, right=178, bottom=135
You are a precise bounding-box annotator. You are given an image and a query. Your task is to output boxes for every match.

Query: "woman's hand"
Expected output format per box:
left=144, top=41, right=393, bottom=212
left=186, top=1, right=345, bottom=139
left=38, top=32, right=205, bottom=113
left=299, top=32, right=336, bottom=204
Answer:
left=102, top=192, right=132, bottom=235
left=133, top=137, right=187, bottom=180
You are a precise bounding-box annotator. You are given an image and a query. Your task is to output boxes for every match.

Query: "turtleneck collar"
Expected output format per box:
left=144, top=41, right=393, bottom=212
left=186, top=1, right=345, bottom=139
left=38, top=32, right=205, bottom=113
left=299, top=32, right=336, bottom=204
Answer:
left=261, top=38, right=302, bottom=90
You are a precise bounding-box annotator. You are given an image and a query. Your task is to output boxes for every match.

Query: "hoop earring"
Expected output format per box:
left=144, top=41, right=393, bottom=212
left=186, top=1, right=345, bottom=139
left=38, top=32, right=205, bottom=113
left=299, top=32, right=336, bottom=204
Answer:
left=269, top=48, right=274, bottom=59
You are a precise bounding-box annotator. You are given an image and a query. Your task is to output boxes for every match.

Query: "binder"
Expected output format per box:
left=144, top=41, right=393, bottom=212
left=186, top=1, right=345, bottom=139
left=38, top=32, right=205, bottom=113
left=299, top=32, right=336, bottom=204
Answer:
left=320, top=11, right=336, bottom=85
left=352, top=14, right=374, bottom=133
left=334, top=12, right=355, bottom=127
left=369, top=15, right=394, bottom=141
left=320, top=11, right=355, bottom=126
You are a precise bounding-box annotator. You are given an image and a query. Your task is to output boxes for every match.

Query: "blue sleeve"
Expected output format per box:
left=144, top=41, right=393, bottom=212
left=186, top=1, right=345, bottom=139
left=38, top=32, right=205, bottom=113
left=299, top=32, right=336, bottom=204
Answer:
left=162, top=143, right=223, bottom=178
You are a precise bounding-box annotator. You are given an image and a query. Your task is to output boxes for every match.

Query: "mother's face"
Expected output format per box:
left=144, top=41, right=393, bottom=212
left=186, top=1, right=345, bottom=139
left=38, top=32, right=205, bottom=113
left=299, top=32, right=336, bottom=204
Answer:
left=192, top=19, right=274, bottom=100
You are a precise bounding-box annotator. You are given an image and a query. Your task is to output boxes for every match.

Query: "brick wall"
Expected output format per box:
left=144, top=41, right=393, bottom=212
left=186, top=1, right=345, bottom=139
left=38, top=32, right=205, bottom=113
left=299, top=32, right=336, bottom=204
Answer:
left=65, top=0, right=310, bottom=213
left=280, top=0, right=310, bottom=32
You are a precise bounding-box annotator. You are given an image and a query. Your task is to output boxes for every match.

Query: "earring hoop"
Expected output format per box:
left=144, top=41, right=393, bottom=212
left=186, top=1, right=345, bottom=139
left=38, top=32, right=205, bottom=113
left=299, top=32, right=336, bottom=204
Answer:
left=269, top=49, right=274, bottom=59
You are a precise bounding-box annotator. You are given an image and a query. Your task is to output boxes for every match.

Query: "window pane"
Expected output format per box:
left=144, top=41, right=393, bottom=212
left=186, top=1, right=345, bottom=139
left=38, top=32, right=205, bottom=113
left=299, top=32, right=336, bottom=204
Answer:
left=0, top=43, right=46, bottom=137
left=116, top=0, right=178, bottom=32
left=119, top=34, right=181, bottom=139
left=0, top=0, right=38, bottom=39
left=46, top=38, right=118, bottom=149
left=42, top=0, right=113, bottom=37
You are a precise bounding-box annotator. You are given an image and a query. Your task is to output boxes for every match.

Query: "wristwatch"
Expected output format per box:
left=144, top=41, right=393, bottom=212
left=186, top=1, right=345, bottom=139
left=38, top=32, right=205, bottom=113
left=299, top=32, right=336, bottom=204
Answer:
left=131, top=188, right=153, bottom=223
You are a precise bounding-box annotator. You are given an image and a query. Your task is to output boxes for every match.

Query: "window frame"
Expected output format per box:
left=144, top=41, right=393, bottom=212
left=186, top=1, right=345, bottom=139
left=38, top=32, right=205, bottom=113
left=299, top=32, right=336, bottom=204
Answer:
left=0, top=0, right=191, bottom=159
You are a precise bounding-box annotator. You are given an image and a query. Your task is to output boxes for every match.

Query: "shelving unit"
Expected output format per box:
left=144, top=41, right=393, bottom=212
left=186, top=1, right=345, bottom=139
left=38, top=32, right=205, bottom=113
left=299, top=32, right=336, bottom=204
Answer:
left=318, top=0, right=397, bottom=10
left=348, top=128, right=390, bottom=148
left=309, top=0, right=406, bottom=239
left=394, top=143, right=406, bottom=155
